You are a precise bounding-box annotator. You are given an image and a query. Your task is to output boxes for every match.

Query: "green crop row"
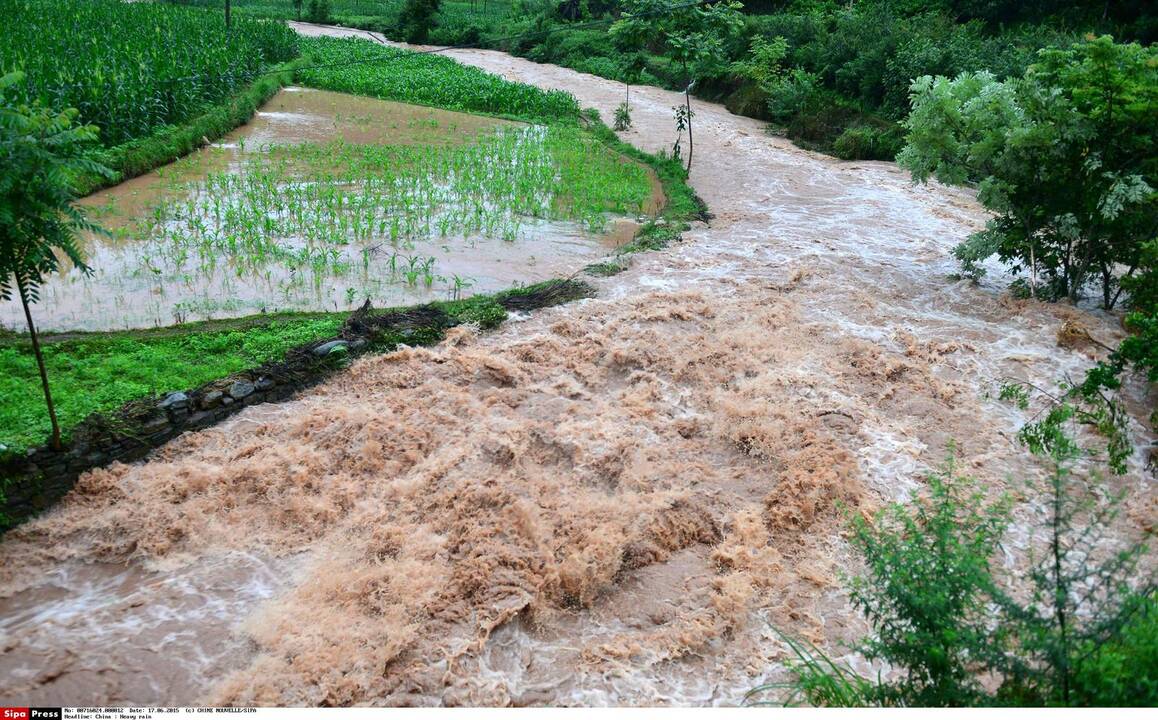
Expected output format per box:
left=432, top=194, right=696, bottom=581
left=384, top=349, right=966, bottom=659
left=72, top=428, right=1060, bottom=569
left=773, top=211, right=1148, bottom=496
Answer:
left=297, top=36, right=578, bottom=123
left=0, top=0, right=299, bottom=146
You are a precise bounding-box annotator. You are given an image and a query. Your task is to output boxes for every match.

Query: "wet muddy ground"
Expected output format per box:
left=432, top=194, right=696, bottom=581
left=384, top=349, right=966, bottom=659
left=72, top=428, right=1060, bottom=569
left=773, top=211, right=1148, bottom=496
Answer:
left=1, top=88, right=653, bottom=332
left=0, top=26, right=1153, bottom=706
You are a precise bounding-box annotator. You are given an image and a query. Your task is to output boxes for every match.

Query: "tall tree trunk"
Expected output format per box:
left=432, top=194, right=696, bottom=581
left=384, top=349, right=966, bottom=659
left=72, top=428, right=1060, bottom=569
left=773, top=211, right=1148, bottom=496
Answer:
left=16, top=276, right=62, bottom=451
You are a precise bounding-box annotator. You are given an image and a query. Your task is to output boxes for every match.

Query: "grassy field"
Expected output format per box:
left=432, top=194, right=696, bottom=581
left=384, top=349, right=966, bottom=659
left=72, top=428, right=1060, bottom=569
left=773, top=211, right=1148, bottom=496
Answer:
left=0, top=314, right=342, bottom=452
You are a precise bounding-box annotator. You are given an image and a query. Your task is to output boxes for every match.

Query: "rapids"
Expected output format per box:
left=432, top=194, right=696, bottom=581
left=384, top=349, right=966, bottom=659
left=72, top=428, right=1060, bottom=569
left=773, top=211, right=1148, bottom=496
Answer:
left=0, top=23, right=1153, bottom=706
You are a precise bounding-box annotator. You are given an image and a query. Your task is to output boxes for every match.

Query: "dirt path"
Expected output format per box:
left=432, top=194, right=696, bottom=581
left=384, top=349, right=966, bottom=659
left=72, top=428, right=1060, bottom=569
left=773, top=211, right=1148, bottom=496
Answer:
left=1, top=26, right=1153, bottom=707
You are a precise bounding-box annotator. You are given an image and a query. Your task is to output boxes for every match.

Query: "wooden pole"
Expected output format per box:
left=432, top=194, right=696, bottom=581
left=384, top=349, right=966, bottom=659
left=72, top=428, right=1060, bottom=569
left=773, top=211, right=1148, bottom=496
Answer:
left=17, top=276, right=62, bottom=451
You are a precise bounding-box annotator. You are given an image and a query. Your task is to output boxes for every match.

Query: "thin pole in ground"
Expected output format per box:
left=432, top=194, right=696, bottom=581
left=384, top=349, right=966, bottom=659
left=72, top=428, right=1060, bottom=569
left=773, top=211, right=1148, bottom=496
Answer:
left=16, top=276, right=62, bottom=451
left=684, top=80, right=695, bottom=172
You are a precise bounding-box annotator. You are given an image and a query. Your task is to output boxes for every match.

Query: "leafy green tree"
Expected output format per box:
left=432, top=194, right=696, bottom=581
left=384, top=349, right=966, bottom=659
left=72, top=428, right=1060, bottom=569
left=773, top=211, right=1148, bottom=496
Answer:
left=306, top=0, right=331, bottom=23
left=612, top=0, right=744, bottom=169
left=0, top=72, right=110, bottom=450
left=611, top=0, right=745, bottom=84
left=398, top=0, right=442, bottom=43
left=899, top=36, right=1158, bottom=308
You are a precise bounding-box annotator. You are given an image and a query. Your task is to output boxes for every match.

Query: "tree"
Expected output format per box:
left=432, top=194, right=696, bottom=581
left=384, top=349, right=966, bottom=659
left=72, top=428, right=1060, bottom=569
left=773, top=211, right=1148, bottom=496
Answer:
left=306, top=0, right=332, bottom=24
left=398, top=0, right=442, bottom=43
left=611, top=0, right=744, bottom=170
left=0, top=72, right=110, bottom=450
left=899, top=36, right=1157, bottom=308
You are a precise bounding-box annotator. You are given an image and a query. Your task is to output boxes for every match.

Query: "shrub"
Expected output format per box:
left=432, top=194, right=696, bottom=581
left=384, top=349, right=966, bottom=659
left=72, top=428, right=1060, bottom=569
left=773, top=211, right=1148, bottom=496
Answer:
left=754, top=448, right=1154, bottom=707
left=306, top=0, right=331, bottom=23
left=398, top=0, right=440, bottom=43
left=839, top=459, right=1012, bottom=706
left=832, top=125, right=904, bottom=161
left=613, top=101, right=632, bottom=131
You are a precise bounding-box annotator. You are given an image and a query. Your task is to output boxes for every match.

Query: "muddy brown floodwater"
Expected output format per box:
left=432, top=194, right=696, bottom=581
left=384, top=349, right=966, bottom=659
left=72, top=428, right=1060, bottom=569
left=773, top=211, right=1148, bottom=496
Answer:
left=0, top=24, right=1153, bottom=706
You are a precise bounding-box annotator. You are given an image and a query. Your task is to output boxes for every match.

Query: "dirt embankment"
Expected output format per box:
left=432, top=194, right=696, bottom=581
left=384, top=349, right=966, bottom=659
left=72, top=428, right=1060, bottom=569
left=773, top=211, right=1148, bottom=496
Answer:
left=0, top=25, right=1153, bottom=707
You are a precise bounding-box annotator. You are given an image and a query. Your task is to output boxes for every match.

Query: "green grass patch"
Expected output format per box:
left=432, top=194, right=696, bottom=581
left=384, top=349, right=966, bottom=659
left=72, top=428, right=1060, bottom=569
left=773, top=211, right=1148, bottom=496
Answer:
left=0, top=314, right=344, bottom=452
left=582, top=108, right=707, bottom=224
left=584, top=260, right=628, bottom=277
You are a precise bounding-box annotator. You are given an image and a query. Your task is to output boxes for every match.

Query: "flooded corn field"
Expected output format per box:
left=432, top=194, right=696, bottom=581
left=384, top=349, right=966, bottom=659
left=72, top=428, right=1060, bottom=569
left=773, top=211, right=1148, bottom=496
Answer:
left=2, top=87, right=660, bottom=332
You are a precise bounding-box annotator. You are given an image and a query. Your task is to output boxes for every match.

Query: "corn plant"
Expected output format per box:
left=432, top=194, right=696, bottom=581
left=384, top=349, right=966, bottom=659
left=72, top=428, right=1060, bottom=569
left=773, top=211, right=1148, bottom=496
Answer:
left=0, top=0, right=299, bottom=146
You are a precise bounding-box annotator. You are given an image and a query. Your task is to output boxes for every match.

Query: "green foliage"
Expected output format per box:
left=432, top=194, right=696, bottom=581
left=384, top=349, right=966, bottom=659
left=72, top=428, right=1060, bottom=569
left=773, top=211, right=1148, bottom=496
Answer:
left=747, top=630, right=876, bottom=707
left=845, top=459, right=1012, bottom=706
left=1068, top=597, right=1158, bottom=706
left=729, top=35, right=788, bottom=89
left=0, top=0, right=299, bottom=146
left=398, top=0, right=441, bottom=42
left=182, top=0, right=1155, bottom=164
left=77, top=61, right=299, bottom=196
left=1071, top=240, right=1158, bottom=434
left=670, top=102, right=692, bottom=160
left=307, top=0, right=333, bottom=22
left=755, top=444, right=1154, bottom=707
left=298, top=36, right=579, bottom=123
left=611, top=0, right=745, bottom=82
left=900, top=37, right=1158, bottom=308
left=832, top=125, right=905, bottom=161
left=613, top=101, right=632, bottom=131
left=584, top=259, right=627, bottom=276
left=0, top=70, right=113, bottom=448
left=0, top=72, right=111, bottom=306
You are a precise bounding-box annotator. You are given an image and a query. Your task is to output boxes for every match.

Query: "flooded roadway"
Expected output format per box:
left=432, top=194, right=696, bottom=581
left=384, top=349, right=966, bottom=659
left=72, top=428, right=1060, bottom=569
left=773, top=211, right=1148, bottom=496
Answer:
left=0, top=25, right=1153, bottom=706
